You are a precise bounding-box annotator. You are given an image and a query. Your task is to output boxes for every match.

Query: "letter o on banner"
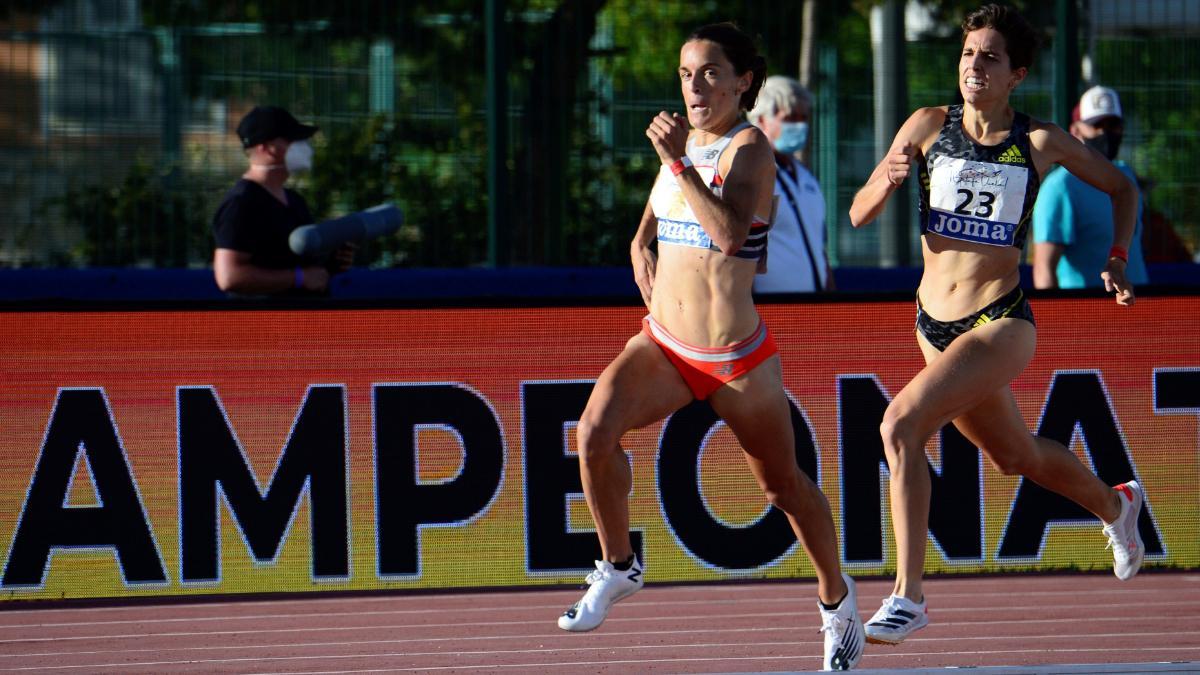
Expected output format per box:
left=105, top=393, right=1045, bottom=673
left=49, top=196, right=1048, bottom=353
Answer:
left=657, top=399, right=819, bottom=570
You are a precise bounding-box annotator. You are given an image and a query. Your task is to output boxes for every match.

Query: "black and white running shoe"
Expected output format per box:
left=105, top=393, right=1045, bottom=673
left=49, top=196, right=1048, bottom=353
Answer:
left=819, top=573, right=865, bottom=670
left=864, top=593, right=928, bottom=645
left=557, top=558, right=643, bottom=632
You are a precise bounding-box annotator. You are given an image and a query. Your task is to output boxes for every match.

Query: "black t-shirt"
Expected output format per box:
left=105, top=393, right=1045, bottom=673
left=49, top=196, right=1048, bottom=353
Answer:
left=212, top=179, right=315, bottom=269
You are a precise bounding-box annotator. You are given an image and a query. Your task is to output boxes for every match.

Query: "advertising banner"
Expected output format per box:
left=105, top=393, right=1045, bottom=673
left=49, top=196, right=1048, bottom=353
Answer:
left=1, top=297, right=1196, bottom=601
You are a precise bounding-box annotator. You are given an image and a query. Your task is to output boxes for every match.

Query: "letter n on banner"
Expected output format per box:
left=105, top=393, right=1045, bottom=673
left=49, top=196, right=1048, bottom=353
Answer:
left=839, top=375, right=982, bottom=564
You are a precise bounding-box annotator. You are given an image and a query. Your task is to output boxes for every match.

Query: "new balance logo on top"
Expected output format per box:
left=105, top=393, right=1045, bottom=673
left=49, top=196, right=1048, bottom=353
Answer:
left=997, top=145, right=1025, bottom=163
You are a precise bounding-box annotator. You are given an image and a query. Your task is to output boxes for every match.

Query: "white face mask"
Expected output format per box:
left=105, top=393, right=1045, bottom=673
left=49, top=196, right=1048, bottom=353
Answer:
left=285, top=140, right=313, bottom=173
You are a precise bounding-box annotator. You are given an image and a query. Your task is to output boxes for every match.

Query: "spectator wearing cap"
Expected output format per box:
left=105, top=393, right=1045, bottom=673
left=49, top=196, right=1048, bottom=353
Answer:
left=211, top=105, right=353, bottom=296
left=1032, top=86, right=1148, bottom=289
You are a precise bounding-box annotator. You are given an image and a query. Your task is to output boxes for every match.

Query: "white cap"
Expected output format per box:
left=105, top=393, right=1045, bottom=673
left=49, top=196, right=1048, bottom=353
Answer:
left=1078, top=86, right=1122, bottom=124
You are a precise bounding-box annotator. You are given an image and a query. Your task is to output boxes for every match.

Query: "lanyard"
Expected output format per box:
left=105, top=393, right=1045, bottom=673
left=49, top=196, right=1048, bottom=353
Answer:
left=774, top=161, right=824, bottom=291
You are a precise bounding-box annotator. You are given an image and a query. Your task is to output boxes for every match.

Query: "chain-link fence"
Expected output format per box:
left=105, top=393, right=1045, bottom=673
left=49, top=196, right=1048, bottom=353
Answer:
left=1, top=0, right=1196, bottom=270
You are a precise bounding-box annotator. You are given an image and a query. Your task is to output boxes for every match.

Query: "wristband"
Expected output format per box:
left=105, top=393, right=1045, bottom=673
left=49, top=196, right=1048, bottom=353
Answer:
left=670, top=156, right=693, bottom=176
left=294, top=267, right=304, bottom=289
left=1108, top=245, right=1128, bottom=262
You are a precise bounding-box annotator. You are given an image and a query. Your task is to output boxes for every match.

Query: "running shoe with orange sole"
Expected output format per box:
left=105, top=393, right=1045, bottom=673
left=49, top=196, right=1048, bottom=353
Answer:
left=1104, top=480, right=1145, bottom=580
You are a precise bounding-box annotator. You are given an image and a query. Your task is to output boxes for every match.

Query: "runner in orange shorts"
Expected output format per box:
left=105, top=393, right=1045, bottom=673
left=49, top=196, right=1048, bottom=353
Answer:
left=555, top=22, right=864, bottom=671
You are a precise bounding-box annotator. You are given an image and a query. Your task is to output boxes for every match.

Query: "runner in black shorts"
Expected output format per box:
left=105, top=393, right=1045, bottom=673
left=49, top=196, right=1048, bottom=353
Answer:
left=848, top=2, right=1145, bottom=647
left=915, top=284, right=1033, bottom=352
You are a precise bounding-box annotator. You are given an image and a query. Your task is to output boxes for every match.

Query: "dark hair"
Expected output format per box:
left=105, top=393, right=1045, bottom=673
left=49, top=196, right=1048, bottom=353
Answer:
left=687, top=22, right=767, bottom=111
left=961, top=4, right=1041, bottom=71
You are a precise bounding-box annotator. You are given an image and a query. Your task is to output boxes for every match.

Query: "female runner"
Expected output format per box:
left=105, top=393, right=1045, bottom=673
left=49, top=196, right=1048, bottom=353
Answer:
left=848, top=2, right=1144, bottom=646
left=558, top=22, right=864, bottom=671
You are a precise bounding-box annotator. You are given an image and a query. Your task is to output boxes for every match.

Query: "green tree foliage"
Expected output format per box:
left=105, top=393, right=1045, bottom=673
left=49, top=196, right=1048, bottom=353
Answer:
left=1093, top=36, right=1200, bottom=252
left=601, top=0, right=718, bottom=84
left=16, top=0, right=1197, bottom=267
left=40, top=160, right=211, bottom=268
left=305, top=115, right=488, bottom=268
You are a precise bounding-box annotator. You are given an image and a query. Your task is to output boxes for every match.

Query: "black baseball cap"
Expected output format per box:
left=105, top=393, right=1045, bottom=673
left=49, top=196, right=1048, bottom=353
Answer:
left=236, top=106, right=319, bottom=148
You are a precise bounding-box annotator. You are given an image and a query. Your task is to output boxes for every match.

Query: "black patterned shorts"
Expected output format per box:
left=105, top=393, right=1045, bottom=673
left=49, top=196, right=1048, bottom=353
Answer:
left=916, top=285, right=1035, bottom=352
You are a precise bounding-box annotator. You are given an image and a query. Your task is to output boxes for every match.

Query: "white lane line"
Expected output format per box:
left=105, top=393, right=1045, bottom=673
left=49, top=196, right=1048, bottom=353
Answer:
left=0, top=630, right=1193, bottom=662
left=1, top=580, right=1193, bottom=619
left=245, top=651, right=1200, bottom=675
left=9, top=645, right=1200, bottom=673
left=2, top=607, right=1200, bottom=643
left=3, top=594, right=1198, bottom=630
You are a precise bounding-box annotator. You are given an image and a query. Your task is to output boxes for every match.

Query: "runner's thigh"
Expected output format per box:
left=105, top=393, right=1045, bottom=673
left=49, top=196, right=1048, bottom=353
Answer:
left=709, top=355, right=796, bottom=472
left=583, top=331, right=694, bottom=434
left=893, top=319, right=1035, bottom=433
left=951, top=386, right=1036, bottom=461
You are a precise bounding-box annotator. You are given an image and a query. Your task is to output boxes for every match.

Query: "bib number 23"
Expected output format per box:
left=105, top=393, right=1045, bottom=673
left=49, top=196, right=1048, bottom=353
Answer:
left=955, top=189, right=996, bottom=218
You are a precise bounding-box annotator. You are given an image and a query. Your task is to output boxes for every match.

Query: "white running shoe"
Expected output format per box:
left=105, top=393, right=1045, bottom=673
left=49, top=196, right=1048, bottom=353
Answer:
left=557, top=558, right=644, bottom=632
left=1103, top=480, right=1145, bottom=580
left=864, top=593, right=928, bottom=645
left=819, top=573, right=865, bottom=671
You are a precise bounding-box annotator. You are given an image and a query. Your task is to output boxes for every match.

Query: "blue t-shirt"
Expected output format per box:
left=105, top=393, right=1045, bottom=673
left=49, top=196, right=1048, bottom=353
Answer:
left=1032, top=161, right=1147, bottom=288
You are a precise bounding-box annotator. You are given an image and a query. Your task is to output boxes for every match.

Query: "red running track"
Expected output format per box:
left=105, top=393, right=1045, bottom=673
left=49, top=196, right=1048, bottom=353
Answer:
left=1, top=572, right=1198, bottom=674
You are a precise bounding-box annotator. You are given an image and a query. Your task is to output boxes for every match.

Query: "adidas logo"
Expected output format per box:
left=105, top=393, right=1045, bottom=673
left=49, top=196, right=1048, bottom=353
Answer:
left=997, top=145, right=1025, bottom=163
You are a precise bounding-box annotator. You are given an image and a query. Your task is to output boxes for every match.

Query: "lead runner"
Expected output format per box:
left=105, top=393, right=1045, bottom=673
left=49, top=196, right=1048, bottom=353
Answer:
left=556, top=21, right=864, bottom=671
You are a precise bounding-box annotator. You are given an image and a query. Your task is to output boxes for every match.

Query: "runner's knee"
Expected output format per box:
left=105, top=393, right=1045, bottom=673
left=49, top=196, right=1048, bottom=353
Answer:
left=755, top=465, right=808, bottom=512
left=576, top=415, right=621, bottom=465
left=984, top=444, right=1033, bottom=476
left=986, top=452, right=1024, bottom=476
left=879, top=406, right=925, bottom=467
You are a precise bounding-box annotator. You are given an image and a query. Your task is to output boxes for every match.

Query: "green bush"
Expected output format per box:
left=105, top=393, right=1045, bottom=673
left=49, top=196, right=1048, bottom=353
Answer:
left=40, top=159, right=213, bottom=268
left=304, top=114, right=489, bottom=268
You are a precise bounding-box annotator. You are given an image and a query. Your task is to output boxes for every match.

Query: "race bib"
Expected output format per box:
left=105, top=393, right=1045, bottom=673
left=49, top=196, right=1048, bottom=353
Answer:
left=926, top=156, right=1029, bottom=247
left=656, top=218, right=713, bottom=249
left=650, top=162, right=720, bottom=250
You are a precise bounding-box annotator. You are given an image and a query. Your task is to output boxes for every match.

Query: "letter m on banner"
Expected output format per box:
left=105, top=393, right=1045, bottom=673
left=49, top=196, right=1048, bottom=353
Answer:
left=178, top=386, right=348, bottom=583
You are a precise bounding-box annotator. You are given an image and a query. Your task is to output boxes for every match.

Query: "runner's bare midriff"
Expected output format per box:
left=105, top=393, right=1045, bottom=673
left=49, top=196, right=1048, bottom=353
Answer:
left=650, top=243, right=760, bottom=347
left=918, top=232, right=1022, bottom=321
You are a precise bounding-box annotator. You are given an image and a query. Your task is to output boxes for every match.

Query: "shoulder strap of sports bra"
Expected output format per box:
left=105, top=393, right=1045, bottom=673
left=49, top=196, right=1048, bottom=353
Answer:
left=686, top=120, right=753, bottom=154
